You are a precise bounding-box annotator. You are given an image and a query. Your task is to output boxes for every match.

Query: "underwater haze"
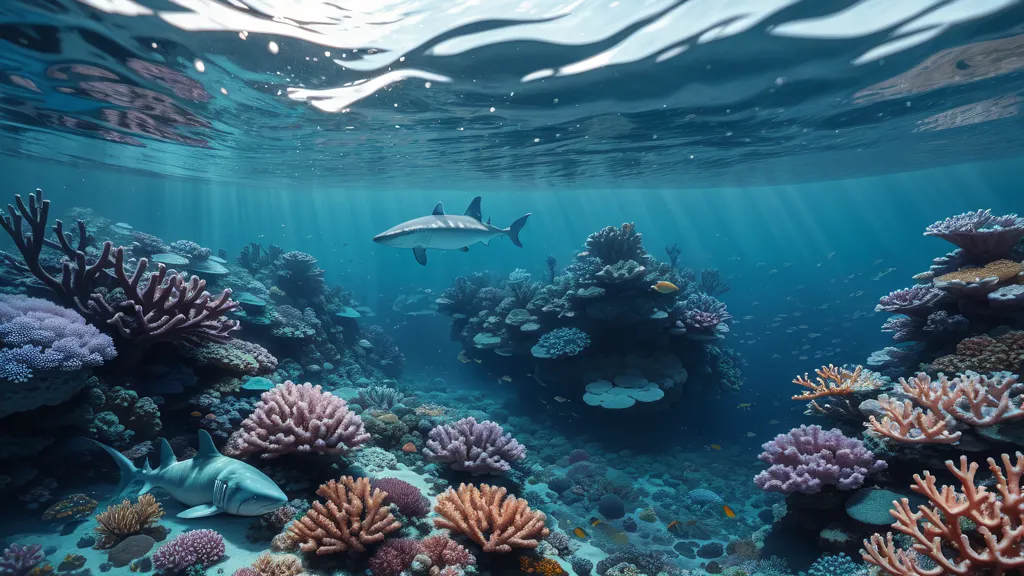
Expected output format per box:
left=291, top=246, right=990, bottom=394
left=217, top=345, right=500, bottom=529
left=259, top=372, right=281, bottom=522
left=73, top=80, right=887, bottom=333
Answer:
left=2, top=2, right=1024, bottom=576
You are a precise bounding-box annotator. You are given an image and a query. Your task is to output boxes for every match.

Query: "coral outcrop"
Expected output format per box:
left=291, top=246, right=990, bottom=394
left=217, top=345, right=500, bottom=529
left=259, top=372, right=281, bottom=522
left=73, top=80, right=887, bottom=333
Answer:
left=433, top=483, right=549, bottom=552
left=286, top=476, right=402, bottom=555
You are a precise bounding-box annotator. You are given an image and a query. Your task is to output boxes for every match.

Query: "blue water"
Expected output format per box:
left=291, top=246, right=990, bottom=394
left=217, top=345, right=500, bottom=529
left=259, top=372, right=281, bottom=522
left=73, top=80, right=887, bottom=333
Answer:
left=2, top=1, right=1024, bottom=576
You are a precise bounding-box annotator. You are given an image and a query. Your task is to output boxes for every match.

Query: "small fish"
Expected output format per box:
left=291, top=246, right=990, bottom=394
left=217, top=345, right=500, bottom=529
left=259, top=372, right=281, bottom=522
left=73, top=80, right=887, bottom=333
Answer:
left=572, top=527, right=589, bottom=539
left=723, top=505, right=737, bottom=518
left=666, top=520, right=680, bottom=533
left=736, top=403, right=752, bottom=410
left=709, top=444, right=722, bottom=451
left=769, top=419, right=781, bottom=425
left=473, top=359, right=482, bottom=364
left=190, top=411, right=202, bottom=417
left=500, top=375, right=512, bottom=382
left=651, top=281, right=679, bottom=294
left=205, top=413, right=216, bottom=420
left=589, top=517, right=603, bottom=527
left=745, top=432, right=756, bottom=438
left=457, top=351, right=471, bottom=363
left=554, top=396, right=569, bottom=403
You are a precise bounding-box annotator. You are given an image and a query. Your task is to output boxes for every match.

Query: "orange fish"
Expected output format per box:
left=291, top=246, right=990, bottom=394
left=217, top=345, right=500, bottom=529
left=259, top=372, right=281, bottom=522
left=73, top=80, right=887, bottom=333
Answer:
left=723, top=505, right=737, bottom=518
left=572, top=527, right=588, bottom=539
left=666, top=520, right=680, bottom=533
left=651, top=281, right=679, bottom=294
left=402, top=442, right=417, bottom=453
left=190, top=411, right=202, bottom=417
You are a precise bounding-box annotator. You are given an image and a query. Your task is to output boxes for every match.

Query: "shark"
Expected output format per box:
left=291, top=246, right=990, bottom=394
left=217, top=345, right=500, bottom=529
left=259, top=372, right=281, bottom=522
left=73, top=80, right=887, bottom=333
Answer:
left=89, top=429, right=288, bottom=519
left=372, top=196, right=530, bottom=265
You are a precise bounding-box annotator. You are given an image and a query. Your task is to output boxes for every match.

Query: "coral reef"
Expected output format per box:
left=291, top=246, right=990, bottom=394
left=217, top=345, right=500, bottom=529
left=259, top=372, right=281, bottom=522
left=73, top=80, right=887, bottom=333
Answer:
left=754, top=425, right=887, bottom=494
left=286, top=476, right=402, bottom=554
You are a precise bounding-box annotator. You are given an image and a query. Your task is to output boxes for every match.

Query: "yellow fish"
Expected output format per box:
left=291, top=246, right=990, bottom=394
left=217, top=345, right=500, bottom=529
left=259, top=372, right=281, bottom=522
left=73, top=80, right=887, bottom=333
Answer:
left=709, top=444, right=722, bottom=451
left=737, top=403, right=752, bottom=410
left=573, top=527, right=589, bottom=539
left=723, top=505, right=737, bottom=518
left=651, top=281, right=679, bottom=294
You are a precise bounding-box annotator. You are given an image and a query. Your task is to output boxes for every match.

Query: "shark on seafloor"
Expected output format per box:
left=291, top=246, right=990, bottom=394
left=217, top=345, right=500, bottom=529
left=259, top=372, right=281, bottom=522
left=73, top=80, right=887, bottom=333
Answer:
left=89, top=429, right=288, bottom=519
left=372, top=196, right=531, bottom=265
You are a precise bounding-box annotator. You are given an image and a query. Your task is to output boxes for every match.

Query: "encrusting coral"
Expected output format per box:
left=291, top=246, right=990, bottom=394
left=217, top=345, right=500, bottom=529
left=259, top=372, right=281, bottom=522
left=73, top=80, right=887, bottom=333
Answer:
left=93, top=494, right=164, bottom=549
left=862, top=452, right=1024, bottom=575
left=433, top=483, right=549, bottom=553
left=286, top=476, right=402, bottom=555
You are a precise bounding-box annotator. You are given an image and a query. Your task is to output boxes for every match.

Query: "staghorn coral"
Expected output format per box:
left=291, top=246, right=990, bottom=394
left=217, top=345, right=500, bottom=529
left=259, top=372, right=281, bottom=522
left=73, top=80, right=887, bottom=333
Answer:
left=754, top=425, right=886, bottom=494
left=225, top=381, right=369, bottom=459
left=93, top=494, right=164, bottom=549
left=862, top=452, right=1024, bottom=575
left=286, top=476, right=401, bottom=555
left=792, top=365, right=881, bottom=400
left=423, top=417, right=526, bottom=475
left=433, top=483, right=549, bottom=553
left=865, top=372, right=1024, bottom=444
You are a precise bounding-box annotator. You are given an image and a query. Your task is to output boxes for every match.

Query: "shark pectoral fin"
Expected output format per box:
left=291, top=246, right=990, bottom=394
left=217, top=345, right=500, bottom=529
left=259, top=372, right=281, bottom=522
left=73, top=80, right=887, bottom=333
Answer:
left=432, top=202, right=445, bottom=216
left=459, top=246, right=469, bottom=252
left=139, top=481, right=154, bottom=495
left=178, top=504, right=222, bottom=519
left=464, top=196, right=483, bottom=221
left=413, top=247, right=427, bottom=265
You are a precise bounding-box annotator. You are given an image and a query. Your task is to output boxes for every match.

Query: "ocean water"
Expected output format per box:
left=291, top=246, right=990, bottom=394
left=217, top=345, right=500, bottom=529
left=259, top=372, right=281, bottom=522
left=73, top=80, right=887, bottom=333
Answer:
left=2, top=2, right=1024, bottom=576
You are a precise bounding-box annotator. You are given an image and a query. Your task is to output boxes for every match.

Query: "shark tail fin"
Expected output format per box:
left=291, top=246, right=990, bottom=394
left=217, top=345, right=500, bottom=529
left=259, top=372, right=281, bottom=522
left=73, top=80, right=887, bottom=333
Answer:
left=86, top=437, right=143, bottom=500
left=506, top=213, right=531, bottom=248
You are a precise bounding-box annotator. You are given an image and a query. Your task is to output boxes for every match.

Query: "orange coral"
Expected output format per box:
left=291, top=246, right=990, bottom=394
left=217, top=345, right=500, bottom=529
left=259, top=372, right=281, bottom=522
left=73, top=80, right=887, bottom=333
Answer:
left=519, top=557, right=566, bottom=576
left=862, top=452, right=1024, bottom=575
left=286, top=476, right=402, bottom=555
left=792, top=365, right=876, bottom=400
left=865, top=372, right=1024, bottom=444
left=433, top=483, right=549, bottom=553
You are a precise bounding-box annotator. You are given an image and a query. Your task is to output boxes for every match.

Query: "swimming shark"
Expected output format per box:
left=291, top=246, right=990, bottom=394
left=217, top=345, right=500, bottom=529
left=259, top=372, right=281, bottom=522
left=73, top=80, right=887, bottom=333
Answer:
left=372, top=196, right=530, bottom=265
left=89, top=430, right=288, bottom=518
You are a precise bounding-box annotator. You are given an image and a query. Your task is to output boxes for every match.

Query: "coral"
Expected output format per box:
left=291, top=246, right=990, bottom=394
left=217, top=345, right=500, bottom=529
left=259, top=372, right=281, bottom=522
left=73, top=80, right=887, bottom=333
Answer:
left=697, top=542, right=724, bottom=559
left=875, top=285, right=946, bottom=316
left=131, top=231, right=170, bottom=255
left=754, top=425, right=887, bottom=494
left=93, top=494, right=164, bottom=549
left=699, top=268, right=730, bottom=296
left=357, top=386, right=407, bottom=411
left=807, top=554, right=868, bottom=576
left=924, top=209, right=1024, bottom=262
left=1, top=544, right=44, bottom=576
left=584, top=223, right=647, bottom=265
left=249, top=552, right=302, bottom=576
left=169, top=240, right=211, bottom=261
left=595, top=545, right=666, bottom=576
left=225, top=381, right=370, bottom=459
left=434, top=483, right=549, bottom=553
left=42, top=493, right=97, bottom=521
left=928, top=331, right=1024, bottom=374
left=863, top=453, right=1024, bottom=575
left=569, top=556, right=593, bottom=576
left=669, top=293, right=732, bottom=339
left=0, top=294, right=117, bottom=384
left=420, top=535, right=474, bottom=569
left=531, top=327, right=591, bottom=359
left=371, top=478, right=430, bottom=518
left=286, top=476, right=402, bottom=555
left=182, top=339, right=278, bottom=376
left=519, top=557, right=566, bottom=576
left=152, top=529, right=225, bottom=572
left=364, top=325, right=406, bottom=377
left=866, top=372, right=1024, bottom=444
left=792, top=365, right=881, bottom=400
left=368, top=539, right=421, bottom=576
left=274, top=251, right=326, bottom=296
left=423, top=417, right=526, bottom=474
left=598, top=494, right=625, bottom=519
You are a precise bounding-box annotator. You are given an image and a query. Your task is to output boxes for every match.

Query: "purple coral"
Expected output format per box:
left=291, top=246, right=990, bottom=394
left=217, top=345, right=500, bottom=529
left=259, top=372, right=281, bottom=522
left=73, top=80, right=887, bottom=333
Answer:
left=880, top=315, right=923, bottom=342
left=670, top=293, right=731, bottom=339
left=224, top=381, right=369, bottom=459
left=371, top=477, right=430, bottom=517
left=423, top=417, right=526, bottom=474
left=875, top=285, right=945, bottom=316
left=0, top=294, right=117, bottom=383
left=584, top=223, right=648, bottom=265
left=924, top=209, right=1024, bottom=262
left=152, top=529, right=225, bottom=572
left=753, top=425, right=886, bottom=494
left=368, top=539, right=421, bottom=576
left=0, top=543, right=44, bottom=576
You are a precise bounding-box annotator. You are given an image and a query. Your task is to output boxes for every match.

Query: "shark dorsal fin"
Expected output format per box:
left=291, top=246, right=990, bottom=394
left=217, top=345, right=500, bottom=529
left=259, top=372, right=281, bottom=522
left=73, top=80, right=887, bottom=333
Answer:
left=432, top=202, right=445, bottom=216
left=197, top=429, right=221, bottom=458
left=159, top=438, right=176, bottom=469
left=464, top=197, right=483, bottom=221
left=143, top=459, right=153, bottom=473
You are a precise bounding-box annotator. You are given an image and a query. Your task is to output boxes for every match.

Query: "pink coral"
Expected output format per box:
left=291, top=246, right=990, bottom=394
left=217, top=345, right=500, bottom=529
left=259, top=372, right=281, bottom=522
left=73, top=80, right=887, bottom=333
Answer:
left=225, top=381, right=369, bottom=459
left=421, top=535, right=475, bottom=569
left=368, top=539, right=421, bottom=576
left=152, top=529, right=225, bottom=572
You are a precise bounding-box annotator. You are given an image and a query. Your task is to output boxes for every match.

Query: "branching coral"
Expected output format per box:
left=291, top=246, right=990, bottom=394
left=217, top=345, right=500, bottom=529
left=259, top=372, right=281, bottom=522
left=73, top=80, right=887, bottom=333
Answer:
left=862, top=453, right=1024, bottom=575
left=865, top=372, right=1024, bottom=444
left=93, top=494, right=164, bottom=549
left=225, top=381, right=369, bottom=459
left=753, top=425, right=886, bottom=494
left=792, top=365, right=881, bottom=400
left=433, top=483, right=549, bottom=552
left=423, top=417, right=526, bottom=474
left=286, top=476, right=402, bottom=555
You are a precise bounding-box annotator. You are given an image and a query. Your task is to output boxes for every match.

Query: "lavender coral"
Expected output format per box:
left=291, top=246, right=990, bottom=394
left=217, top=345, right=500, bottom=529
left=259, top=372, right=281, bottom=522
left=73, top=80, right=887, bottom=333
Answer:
left=753, top=425, right=887, bottom=494
left=423, top=417, right=526, bottom=474
left=924, top=209, right=1024, bottom=262
left=875, top=285, right=945, bottom=316
left=669, top=293, right=732, bottom=339
left=152, top=529, right=225, bottom=572
left=0, top=543, right=44, bottom=576
left=0, top=294, right=117, bottom=383
left=224, top=381, right=370, bottom=459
